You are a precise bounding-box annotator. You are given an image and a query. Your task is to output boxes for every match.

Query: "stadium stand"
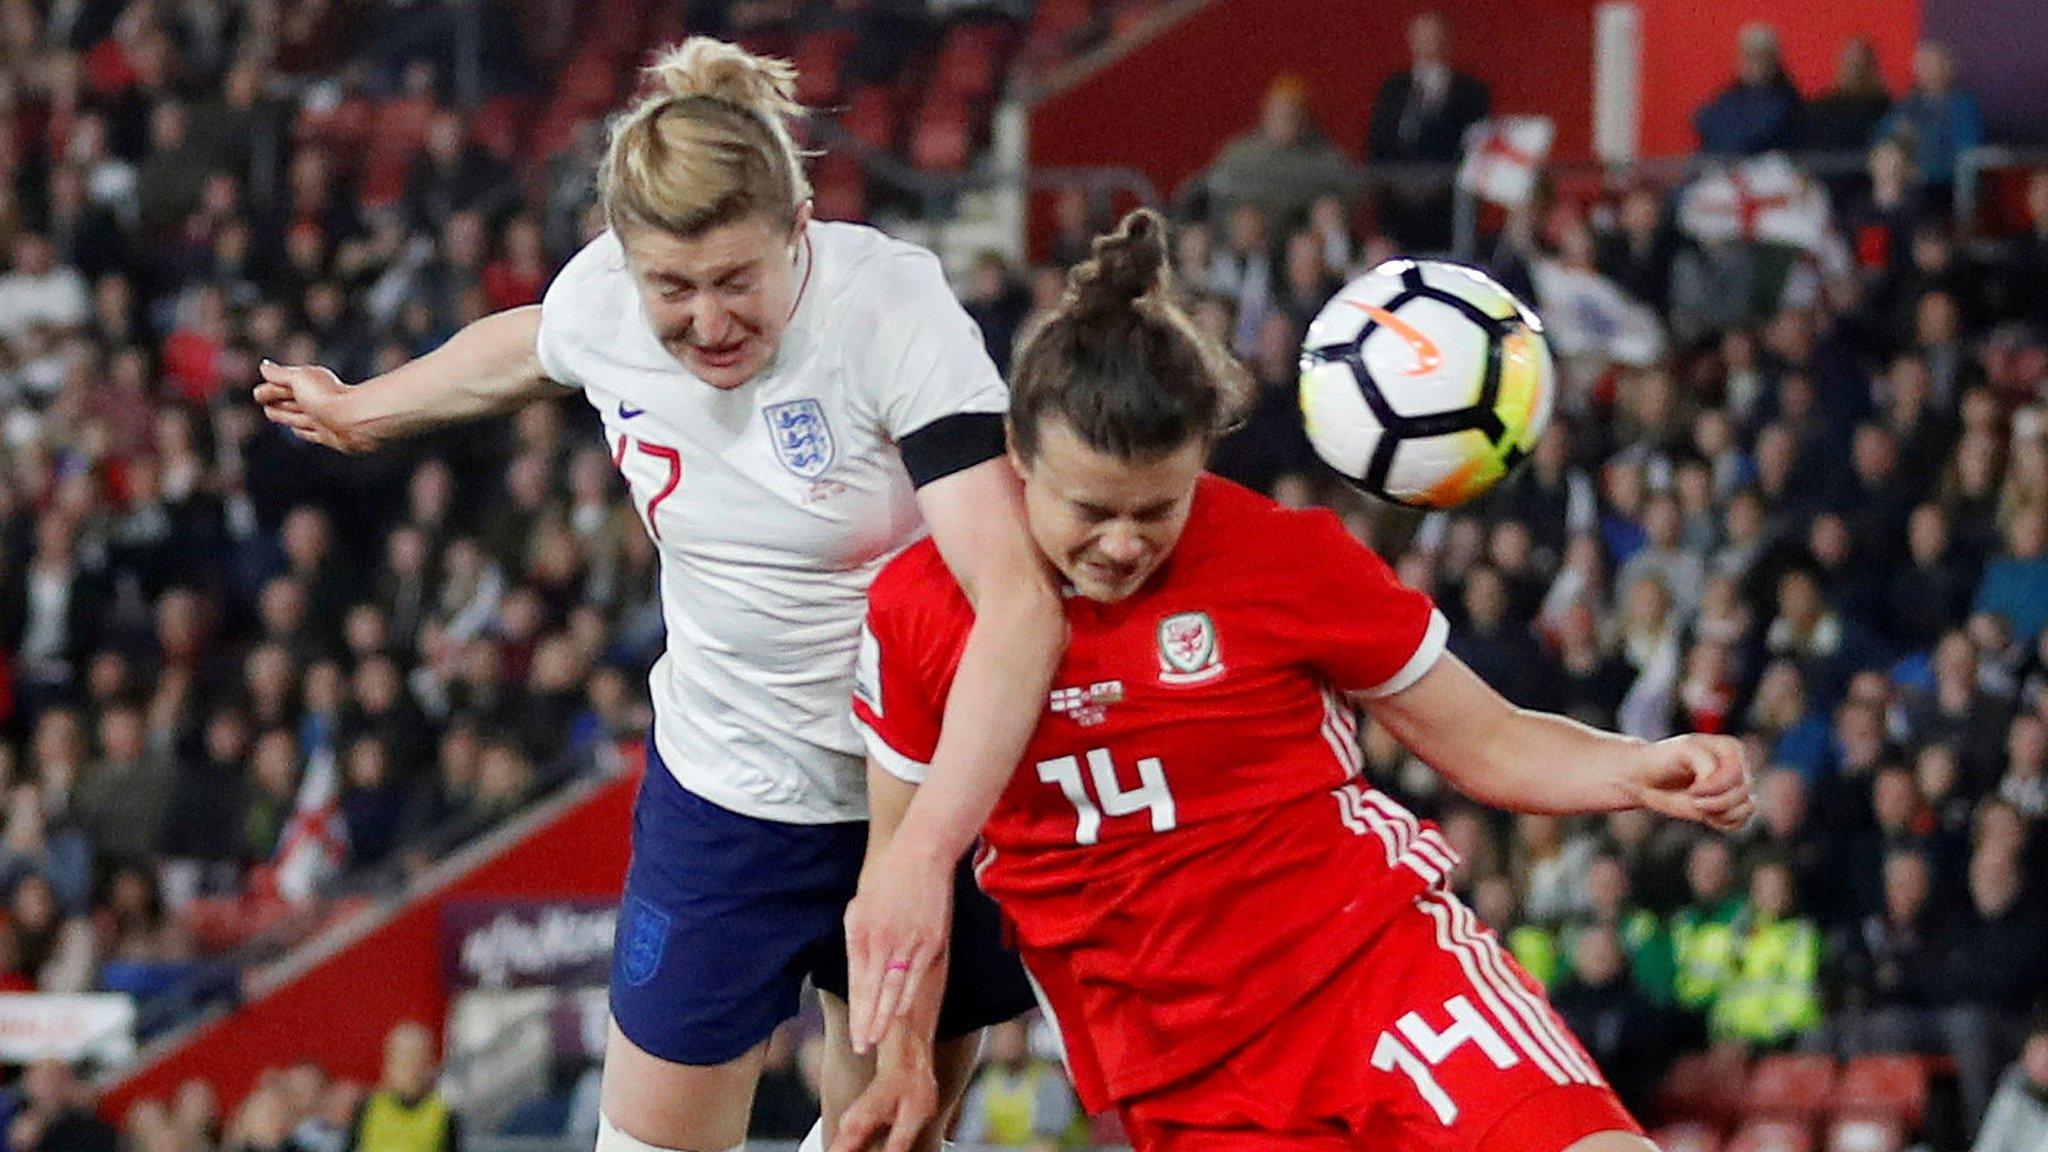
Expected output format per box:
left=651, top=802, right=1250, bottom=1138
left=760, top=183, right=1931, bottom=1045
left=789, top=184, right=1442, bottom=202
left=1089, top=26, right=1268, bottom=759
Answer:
left=0, top=1, right=2044, bottom=1151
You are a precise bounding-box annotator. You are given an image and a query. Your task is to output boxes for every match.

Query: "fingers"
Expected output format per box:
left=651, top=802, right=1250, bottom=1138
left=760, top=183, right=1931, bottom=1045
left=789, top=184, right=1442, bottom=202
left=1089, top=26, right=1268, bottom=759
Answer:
left=881, top=1090, right=934, bottom=1152
left=830, top=1094, right=889, bottom=1152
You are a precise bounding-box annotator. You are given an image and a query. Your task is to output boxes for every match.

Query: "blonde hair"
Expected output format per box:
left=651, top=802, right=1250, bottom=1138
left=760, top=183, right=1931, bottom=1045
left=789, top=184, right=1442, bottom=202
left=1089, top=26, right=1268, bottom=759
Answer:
left=600, top=37, right=811, bottom=237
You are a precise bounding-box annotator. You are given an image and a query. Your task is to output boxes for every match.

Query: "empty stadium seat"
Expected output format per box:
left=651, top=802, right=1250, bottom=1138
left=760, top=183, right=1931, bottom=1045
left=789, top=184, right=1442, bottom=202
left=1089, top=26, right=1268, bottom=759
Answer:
left=793, top=28, right=856, bottom=107
left=1746, top=1054, right=1838, bottom=1123
left=839, top=86, right=898, bottom=151
left=1658, top=1048, right=1750, bottom=1127
left=1832, top=1055, right=1929, bottom=1128
left=1727, top=1119, right=1814, bottom=1152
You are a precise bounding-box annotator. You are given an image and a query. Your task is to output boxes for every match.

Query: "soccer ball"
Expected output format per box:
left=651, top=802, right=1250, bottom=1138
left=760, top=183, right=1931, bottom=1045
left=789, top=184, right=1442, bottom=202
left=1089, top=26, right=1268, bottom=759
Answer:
left=1298, top=260, right=1555, bottom=509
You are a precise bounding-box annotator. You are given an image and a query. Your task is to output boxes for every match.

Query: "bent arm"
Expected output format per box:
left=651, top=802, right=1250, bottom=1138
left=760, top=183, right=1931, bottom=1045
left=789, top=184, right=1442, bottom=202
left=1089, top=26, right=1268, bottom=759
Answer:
left=1359, top=652, right=1649, bottom=814
left=895, top=458, right=1064, bottom=868
left=339, top=306, right=555, bottom=448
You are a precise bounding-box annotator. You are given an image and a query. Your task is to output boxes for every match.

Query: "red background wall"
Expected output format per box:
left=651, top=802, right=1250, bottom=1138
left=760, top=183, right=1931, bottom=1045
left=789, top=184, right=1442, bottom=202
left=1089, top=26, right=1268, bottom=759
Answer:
left=1029, top=0, right=1599, bottom=208
left=1635, top=0, right=1922, bottom=156
left=103, top=771, right=639, bottom=1116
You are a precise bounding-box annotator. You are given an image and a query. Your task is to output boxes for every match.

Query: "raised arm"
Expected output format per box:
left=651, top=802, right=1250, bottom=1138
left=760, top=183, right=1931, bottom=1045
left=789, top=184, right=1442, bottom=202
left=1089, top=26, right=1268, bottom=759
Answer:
left=844, top=456, right=1062, bottom=1053
left=1361, top=651, right=1754, bottom=829
left=254, top=305, right=556, bottom=453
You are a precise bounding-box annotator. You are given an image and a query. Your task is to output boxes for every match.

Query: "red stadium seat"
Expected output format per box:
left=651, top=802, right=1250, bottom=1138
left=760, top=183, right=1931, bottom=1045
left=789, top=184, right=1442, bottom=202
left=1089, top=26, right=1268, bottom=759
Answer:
left=469, top=94, right=533, bottom=161
left=839, top=86, right=897, bottom=152
left=1652, top=1121, right=1724, bottom=1152
left=909, top=102, right=974, bottom=172
left=1824, top=1117, right=1903, bottom=1152
left=1658, top=1049, right=1749, bottom=1127
left=1832, top=1055, right=1929, bottom=1127
left=931, top=23, right=1005, bottom=103
left=1746, top=1054, right=1837, bottom=1123
left=1727, top=1120, right=1814, bottom=1152
left=810, top=151, right=867, bottom=221
left=793, top=29, right=855, bottom=107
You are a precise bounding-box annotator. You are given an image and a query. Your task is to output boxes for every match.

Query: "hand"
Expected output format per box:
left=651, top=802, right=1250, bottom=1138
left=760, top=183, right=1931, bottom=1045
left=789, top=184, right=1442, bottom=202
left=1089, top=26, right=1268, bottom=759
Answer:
left=845, top=842, right=953, bottom=1055
left=827, top=1053, right=938, bottom=1152
left=253, top=360, right=369, bottom=453
left=1629, top=734, right=1754, bottom=832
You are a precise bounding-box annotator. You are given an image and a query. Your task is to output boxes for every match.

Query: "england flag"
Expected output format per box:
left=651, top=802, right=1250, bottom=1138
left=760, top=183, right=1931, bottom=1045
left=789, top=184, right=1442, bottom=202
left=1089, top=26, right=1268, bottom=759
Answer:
left=1458, top=116, right=1556, bottom=208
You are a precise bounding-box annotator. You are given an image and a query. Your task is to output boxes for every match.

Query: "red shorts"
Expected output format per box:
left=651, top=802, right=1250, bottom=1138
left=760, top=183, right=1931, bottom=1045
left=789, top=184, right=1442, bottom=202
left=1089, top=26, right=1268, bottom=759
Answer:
left=1112, top=891, right=1641, bottom=1152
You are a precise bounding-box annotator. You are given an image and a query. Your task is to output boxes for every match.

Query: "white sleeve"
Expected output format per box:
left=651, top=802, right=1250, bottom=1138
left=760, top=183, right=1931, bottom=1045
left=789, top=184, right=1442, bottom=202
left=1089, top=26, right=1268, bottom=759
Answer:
left=535, top=232, right=629, bottom=391
left=846, top=248, right=1008, bottom=438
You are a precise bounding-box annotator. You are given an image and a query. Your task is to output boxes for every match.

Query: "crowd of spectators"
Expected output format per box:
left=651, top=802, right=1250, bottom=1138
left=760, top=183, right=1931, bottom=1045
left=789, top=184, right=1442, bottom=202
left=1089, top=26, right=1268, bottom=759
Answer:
left=0, top=1, right=2045, bottom=1150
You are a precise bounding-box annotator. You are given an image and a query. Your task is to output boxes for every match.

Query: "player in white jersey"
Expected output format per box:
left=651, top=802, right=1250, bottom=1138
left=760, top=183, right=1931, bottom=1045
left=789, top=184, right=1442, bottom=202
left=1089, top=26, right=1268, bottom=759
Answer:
left=253, top=37, right=1061, bottom=1152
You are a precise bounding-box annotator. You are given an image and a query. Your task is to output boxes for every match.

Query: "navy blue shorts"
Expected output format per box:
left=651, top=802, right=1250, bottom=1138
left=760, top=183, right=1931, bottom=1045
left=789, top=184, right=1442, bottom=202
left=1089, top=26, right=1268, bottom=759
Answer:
left=610, top=742, right=1036, bottom=1066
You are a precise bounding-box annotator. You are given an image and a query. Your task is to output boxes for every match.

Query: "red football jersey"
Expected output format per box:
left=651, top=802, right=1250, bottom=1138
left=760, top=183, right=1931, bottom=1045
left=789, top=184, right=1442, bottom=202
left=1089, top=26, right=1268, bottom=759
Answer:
left=854, top=476, right=1460, bottom=1110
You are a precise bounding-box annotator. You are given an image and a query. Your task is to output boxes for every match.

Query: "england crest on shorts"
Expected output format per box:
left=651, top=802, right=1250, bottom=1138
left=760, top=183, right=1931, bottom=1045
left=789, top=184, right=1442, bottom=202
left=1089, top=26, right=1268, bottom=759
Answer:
left=764, top=399, right=836, bottom=479
left=617, top=895, right=671, bottom=987
left=1157, top=611, right=1225, bottom=685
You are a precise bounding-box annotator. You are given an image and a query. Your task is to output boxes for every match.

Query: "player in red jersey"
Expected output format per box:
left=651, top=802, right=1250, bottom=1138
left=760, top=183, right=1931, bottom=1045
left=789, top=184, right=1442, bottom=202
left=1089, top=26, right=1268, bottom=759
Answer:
left=835, top=210, right=1752, bottom=1152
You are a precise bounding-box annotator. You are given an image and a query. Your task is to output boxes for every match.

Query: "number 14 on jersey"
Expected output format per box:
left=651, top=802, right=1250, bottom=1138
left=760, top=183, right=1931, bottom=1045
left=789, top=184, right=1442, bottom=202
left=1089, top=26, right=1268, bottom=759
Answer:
left=1036, top=748, right=1178, bottom=846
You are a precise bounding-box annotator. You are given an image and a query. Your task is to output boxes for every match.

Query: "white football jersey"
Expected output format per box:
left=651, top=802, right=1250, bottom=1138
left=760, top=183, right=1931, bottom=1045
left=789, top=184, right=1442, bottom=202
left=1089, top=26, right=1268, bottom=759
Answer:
left=536, top=221, right=1007, bottom=823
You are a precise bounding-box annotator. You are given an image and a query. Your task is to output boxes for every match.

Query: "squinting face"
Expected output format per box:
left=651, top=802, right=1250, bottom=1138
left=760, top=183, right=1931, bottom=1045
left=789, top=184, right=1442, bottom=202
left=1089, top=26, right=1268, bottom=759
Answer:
left=620, top=205, right=811, bottom=389
left=1012, top=418, right=1206, bottom=603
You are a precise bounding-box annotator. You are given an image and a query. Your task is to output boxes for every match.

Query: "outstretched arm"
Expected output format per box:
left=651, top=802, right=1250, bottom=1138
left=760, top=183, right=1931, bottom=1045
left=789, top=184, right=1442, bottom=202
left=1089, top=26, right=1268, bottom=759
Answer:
left=254, top=305, right=556, bottom=453
left=1360, top=653, right=1754, bottom=830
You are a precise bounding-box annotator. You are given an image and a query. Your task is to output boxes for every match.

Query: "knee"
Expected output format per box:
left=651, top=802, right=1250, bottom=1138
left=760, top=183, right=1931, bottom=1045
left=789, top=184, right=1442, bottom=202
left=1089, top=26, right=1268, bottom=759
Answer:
left=597, top=1112, right=745, bottom=1152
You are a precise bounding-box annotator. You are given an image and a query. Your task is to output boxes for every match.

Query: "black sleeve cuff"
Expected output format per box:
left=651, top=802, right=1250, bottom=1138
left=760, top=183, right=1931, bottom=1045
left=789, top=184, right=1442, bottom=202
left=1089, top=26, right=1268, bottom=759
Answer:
left=899, top=412, right=1008, bottom=489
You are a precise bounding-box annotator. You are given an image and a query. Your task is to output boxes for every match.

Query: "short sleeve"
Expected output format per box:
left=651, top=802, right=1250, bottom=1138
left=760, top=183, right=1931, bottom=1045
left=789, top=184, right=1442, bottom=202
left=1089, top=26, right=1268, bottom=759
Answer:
left=851, top=560, right=950, bottom=785
left=847, top=248, right=1008, bottom=441
left=534, top=232, right=629, bottom=391
left=1289, top=511, right=1448, bottom=696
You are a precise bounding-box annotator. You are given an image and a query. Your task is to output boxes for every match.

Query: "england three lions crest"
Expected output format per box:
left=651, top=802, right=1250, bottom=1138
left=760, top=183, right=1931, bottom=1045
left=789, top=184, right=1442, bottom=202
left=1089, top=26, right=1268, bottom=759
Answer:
left=765, top=399, right=836, bottom=480
left=1158, top=611, right=1225, bottom=685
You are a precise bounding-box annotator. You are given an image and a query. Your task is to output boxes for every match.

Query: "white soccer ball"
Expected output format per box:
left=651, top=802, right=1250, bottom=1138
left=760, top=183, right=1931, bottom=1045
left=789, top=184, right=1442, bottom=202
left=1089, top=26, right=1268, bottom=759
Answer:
left=1298, top=260, right=1556, bottom=508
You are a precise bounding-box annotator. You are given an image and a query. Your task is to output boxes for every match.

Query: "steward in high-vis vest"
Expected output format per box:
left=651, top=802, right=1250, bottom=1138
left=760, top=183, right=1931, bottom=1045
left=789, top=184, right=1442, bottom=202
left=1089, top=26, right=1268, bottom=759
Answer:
left=349, top=1022, right=460, bottom=1152
left=1706, top=860, right=1823, bottom=1047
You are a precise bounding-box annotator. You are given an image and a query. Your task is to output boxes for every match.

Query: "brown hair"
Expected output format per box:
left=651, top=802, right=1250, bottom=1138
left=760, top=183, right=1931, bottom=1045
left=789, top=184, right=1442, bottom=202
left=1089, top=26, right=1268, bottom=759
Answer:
left=1009, top=209, right=1251, bottom=462
left=599, top=37, right=811, bottom=238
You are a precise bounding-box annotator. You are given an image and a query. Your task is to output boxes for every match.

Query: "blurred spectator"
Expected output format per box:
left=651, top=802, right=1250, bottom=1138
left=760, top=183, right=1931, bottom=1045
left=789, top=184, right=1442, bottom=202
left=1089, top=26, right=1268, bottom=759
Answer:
left=1671, top=837, right=1744, bottom=1020
left=1840, top=142, right=1925, bottom=294
left=1365, top=11, right=1488, bottom=250
left=0, top=234, right=92, bottom=346
left=1973, top=1025, right=2048, bottom=1152
left=1203, top=76, right=1355, bottom=235
left=961, top=250, right=1031, bottom=374
left=1707, top=858, right=1823, bottom=1048
left=1879, top=41, right=1985, bottom=194
left=1919, top=846, right=2048, bottom=1131
left=1835, top=849, right=1944, bottom=1054
left=955, top=1019, right=1082, bottom=1147
left=11, top=1061, right=117, bottom=1152
left=1974, top=505, right=2048, bottom=646
left=1804, top=36, right=1893, bottom=154
left=2001, top=172, right=2048, bottom=334
left=347, top=1022, right=457, bottom=1152
left=1694, top=24, right=1803, bottom=156
left=1552, top=925, right=1670, bottom=1122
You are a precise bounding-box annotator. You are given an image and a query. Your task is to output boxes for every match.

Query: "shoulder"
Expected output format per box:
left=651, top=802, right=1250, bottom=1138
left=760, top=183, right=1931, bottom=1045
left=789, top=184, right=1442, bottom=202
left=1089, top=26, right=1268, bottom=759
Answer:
left=1184, top=475, right=1353, bottom=560
left=816, top=222, right=957, bottom=322
left=544, top=230, right=629, bottom=303
left=870, top=537, right=967, bottom=618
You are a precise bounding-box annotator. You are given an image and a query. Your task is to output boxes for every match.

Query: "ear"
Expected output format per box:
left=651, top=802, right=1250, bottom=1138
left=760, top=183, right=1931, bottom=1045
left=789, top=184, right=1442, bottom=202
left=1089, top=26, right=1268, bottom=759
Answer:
left=1004, top=418, right=1029, bottom=479
left=790, top=199, right=815, bottom=241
